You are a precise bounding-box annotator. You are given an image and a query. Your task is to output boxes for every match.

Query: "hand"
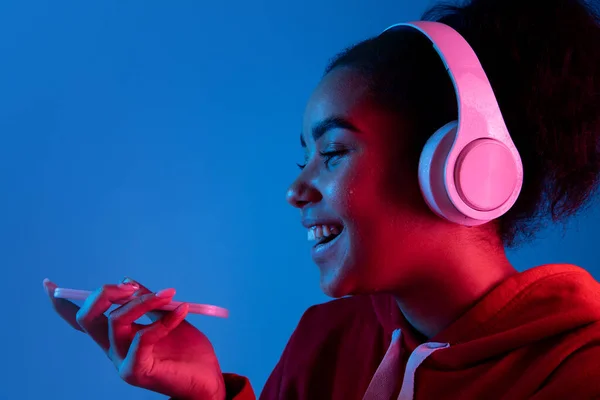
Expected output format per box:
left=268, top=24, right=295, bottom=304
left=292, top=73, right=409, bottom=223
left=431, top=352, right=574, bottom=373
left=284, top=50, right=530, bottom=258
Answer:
left=43, top=278, right=226, bottom=400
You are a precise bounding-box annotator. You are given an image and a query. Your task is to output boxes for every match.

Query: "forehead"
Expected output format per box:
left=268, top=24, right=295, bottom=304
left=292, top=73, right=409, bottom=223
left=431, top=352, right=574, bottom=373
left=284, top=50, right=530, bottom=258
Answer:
left=302, top=67, right=372, bottom=143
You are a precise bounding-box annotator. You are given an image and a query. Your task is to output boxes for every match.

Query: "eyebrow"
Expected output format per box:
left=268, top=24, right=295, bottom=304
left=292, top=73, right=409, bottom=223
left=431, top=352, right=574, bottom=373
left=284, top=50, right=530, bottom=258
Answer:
left=300, top=116, right=362, bottom=148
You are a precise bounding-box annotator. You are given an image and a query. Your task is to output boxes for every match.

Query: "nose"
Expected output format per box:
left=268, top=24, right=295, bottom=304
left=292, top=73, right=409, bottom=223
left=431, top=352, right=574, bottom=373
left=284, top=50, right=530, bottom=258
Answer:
left=286, top=179, right=322, bottom=209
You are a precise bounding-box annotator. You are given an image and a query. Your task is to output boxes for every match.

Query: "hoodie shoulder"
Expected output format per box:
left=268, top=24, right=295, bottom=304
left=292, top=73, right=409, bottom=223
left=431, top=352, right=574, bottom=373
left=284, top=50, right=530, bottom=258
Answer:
left=531, top=322, right=600, bottom=399
left=304, top=295, right=380, bottom=324
left=260, top=295, right=388, bottom=400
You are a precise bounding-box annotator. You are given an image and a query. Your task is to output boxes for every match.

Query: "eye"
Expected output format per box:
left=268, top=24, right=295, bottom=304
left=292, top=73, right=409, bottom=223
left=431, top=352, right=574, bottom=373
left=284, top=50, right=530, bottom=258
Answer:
left=320, top=149, right=348, bottom=168
left=295, top=147, right=349, bottom=171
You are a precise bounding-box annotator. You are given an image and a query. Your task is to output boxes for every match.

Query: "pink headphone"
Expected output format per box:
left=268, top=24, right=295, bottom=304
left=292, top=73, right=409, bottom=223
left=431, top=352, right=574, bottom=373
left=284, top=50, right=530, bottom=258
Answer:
left=383, top=22, right=523, bottom=226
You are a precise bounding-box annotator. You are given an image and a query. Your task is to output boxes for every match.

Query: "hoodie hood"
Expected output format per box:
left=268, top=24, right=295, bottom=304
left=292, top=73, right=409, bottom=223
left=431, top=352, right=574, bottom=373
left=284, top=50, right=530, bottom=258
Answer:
left=371, top=263, right=600, bottom=369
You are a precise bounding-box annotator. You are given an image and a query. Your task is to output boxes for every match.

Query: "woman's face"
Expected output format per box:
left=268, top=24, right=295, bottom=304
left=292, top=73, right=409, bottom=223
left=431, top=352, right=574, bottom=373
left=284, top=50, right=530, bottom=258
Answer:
left=287, top=66, right=443, bottom=298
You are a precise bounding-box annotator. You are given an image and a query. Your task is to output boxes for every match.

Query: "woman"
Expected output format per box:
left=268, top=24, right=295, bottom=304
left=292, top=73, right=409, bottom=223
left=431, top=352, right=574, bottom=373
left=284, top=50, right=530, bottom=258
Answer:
left=44, top=0, right=600, bottom=399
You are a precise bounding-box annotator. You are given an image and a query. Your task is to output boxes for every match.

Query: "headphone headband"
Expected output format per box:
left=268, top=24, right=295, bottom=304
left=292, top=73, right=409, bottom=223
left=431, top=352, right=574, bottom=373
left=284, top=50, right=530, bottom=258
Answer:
left=382, top=22, right=512, bottom=146
left=381, top=22, right=523, bottom=224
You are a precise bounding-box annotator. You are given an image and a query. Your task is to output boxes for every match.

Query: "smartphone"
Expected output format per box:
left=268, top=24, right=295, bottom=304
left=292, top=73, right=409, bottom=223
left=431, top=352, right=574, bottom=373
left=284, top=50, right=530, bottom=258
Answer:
left=53, top=287, right=229, bottom=318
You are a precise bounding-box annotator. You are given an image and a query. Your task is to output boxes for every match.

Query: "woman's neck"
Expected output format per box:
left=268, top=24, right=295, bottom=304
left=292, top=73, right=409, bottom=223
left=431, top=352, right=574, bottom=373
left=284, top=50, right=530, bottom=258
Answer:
left=392, top=235, right=517, bottom=339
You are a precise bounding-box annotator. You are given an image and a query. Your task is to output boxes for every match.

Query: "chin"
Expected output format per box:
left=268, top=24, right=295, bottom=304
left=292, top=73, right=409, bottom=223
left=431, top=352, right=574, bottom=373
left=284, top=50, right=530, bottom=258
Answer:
left=319, top=260, right=387, bottom=298
left=319, top=271, right=348, bottom=298
left=320, top=282, right=348, bottom=298
left=320, top=278, right=380, bottom=298
left=319, top=263, right=364, bottom=298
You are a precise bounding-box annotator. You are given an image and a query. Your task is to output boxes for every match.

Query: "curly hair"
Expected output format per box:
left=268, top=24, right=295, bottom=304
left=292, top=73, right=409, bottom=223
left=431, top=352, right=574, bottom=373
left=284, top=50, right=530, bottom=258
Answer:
left=324, top=0, right=600, bottom=247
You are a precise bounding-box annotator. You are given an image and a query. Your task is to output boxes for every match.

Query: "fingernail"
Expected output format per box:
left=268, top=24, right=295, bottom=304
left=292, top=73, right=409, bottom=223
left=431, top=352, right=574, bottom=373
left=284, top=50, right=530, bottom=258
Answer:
left=118, top=282, right=140, bottom=290
left=155, top=288, right=176, bottom=298
left=122, top=276, right=138, bottom=284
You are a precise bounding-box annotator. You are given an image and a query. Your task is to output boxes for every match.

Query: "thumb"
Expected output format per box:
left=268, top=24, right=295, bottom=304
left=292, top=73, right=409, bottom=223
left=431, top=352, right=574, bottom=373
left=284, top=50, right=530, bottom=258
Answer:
left=126, top=303, right=190, bottom=376
left=122, top=277, right=167, bottom=323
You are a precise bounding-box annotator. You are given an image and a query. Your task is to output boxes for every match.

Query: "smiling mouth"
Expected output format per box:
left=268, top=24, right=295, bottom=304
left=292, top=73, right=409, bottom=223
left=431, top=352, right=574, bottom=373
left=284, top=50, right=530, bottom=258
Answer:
left=308, top=226, right=344, bottom=248
left=317, top=232, right=338, bottom=246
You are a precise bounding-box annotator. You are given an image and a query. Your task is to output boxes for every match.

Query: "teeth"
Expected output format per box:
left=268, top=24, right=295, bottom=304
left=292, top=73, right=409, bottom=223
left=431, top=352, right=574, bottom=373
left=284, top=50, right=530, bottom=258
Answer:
left=307, top=225, right=341, bottom=241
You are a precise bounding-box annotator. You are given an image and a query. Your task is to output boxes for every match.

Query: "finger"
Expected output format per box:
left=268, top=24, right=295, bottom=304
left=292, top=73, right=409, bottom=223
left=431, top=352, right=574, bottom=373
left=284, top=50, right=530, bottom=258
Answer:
left=126, top=303, right=190, bottom=375
left=123, top=277, right=168, bottom=323
left=109, top=288, right=176, bottom=329
left=107, top=288, right=176, bottom=355
left=43, top=278, right=84, bottom=332
left=76, top=283, right=140, bottom=352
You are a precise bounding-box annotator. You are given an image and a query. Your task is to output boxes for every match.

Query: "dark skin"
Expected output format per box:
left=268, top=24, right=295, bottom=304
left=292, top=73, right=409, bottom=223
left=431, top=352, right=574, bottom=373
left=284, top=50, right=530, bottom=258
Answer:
left=43, top=278, right=226, bottom=400
left=286, top=66, right=518, bottom=338
left=44, top=66, right=518, bottom=400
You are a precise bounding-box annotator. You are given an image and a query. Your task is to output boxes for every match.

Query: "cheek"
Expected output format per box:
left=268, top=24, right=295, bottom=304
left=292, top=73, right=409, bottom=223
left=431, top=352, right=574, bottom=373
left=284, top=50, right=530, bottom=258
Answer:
left=377, top=145, right=426, bottom=214
left=325, top=157, right=387, bottom=221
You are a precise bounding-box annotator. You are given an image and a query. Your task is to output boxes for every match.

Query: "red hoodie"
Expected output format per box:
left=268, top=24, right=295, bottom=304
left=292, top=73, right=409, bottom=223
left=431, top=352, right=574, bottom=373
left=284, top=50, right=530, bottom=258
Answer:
left=220, top=264, right=600, bottom=399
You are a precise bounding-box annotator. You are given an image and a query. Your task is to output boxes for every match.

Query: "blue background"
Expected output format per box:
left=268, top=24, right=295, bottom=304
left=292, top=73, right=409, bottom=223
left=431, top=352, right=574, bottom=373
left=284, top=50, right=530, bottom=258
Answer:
left=2, top=0, right=599, bottom=399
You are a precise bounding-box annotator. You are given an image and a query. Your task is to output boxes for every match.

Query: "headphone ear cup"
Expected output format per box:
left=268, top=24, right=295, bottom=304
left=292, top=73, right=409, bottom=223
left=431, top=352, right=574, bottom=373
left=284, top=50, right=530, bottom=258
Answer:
left=454, top=138, right=520, bottom=215
left=418, top=121, right=478, bottom=225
